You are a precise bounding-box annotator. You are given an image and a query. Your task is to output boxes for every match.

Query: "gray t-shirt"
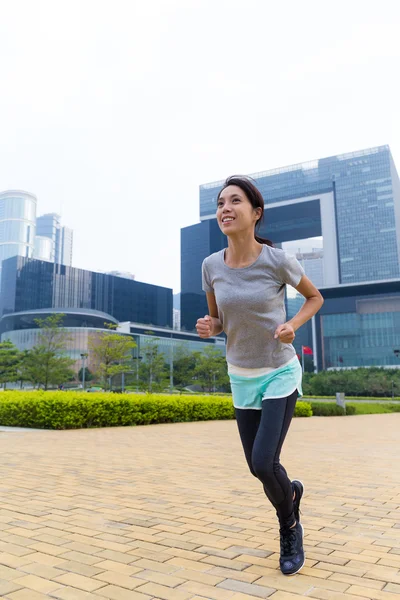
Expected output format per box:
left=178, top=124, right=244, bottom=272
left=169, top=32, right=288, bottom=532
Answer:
left=202, top=244, right=305, bottom=369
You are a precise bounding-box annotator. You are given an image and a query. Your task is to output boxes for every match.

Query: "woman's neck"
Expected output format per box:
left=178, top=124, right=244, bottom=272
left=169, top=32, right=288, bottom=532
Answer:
left=225, top=234, right=263, bottom=268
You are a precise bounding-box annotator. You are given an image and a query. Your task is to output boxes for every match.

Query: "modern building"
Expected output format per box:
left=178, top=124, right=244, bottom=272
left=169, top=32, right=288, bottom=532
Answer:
left=0, top=310, right=225, bottom=384
left=0, top=308, right=118, bottom=373
left=34, top=236, right=53, bottom=262
left=106, top=270, right=135, bottom=280
left=60, top=226, right=73, bottom=266
left=181, top=145, right=400, bottom=333
left=0, top=190, right=37, bottom=278
left=0, top=256, right=173, bottom=327
left=315, top=279, right=400, bottom=370
left=173, top=308, right=181, bottom=330
left=36, top=213, right=73, bottom=266
left=118, top=321, right=225, bottom=359
left=296, top=249, right=324, bottom=288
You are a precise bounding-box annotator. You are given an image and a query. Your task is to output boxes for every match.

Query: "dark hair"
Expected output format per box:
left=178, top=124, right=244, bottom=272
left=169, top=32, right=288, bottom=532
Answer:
left=217, top=175, right=273, bottom=247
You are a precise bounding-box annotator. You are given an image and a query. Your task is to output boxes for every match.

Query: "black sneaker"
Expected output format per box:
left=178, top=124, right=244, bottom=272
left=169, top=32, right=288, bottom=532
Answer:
left=279, top=521, right=305, bottom=576
left=292, top=479, right=304, bottom=524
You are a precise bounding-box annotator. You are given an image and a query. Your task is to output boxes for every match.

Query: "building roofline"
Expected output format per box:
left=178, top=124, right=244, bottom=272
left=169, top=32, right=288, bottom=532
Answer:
left=121, top=321, right=225, bottom=342
left=0, top=308, right=118, bottom=323
left=319, top=278, right=400, bottom=290
left=200, top=145, right=390, bottom=189
left=0, top=190, right=38, bottom=201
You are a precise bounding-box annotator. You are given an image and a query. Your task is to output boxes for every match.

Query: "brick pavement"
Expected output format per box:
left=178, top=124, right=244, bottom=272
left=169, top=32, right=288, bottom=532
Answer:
left=0, top=413, right=399, bottom=599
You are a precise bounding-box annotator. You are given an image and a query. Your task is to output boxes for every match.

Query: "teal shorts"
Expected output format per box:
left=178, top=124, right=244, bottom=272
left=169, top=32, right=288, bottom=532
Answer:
left=229, top=356, right=303, bottom=410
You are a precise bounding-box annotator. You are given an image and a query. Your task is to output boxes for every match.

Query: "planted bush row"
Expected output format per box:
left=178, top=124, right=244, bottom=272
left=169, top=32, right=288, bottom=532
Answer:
left=0, top=391, right=312, bottom=429
left=0, top=392, right=397, bottom=429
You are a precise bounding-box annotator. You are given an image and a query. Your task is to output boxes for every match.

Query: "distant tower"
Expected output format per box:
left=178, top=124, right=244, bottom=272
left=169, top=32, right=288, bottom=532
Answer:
left=0, top=190, right=37, bottom=280
left=34, top=236, right=53, bottom=262
left=36, top=213, right=73, bottom=266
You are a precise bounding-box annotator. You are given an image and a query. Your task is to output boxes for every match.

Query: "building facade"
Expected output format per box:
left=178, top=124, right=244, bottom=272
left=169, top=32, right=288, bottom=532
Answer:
left=0, top=308, right=118, bottom=373
left=34, top=236, right=53, bottom=262
left=60, top=226, right=73, bottom=266
left=36, top=214, right=73, bottom=266
left=0, top=310, right=225, bottom=386
left=118, top=321, right=225, bottom=361
left=0, top=256, right=173, bottom=328
left=181, top=145, right=400, bottom=333
left=315, top=280, right=400, bottom=370
left=0, top=190, right=37, bottom=274
left=295, top=249, right=324, bottom=288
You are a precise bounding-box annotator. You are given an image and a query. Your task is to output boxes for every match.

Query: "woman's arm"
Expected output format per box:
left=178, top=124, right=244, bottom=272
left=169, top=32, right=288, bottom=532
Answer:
left=275, top=276, right=324, bottom=343
left=196, top=292, right=224, bottom=338
left=288, top=275, right=324, bottom=331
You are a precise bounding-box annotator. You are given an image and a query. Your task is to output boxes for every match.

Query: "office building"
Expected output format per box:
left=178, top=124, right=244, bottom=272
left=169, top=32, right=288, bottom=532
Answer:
left=173, top=308, right=181, bottom=330
left=118, top=321, right=225, bottom=359
left=296, top=249, right=324, bottom=288
left=36, top=213, right=73, bottom=266
left=0, top=310, right=224, bottom=383
left=0, top=256, right=173, bottom=327
left=0, top=308, right=118, bottom=373
left=181, top=145, right=400, bottom=333
left=0, top=190, right=37, bottom=279
left=60, top=226, right=73, bottom=266
left=106, top=270, right=135, bottom=280
left=315, top=279, right=400, bottom=369
left=34, top=236, right=53, bottom=262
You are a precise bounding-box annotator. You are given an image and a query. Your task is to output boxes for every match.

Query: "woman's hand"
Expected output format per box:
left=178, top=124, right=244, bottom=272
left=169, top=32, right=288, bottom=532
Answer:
left=196, top=315, right=214, bottom=338
left=274, top=323, right=296, bottom=344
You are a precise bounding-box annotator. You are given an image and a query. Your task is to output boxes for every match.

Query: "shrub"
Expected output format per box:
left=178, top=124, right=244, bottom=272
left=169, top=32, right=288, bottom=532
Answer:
left=347, top=402, right=400, bottom=415
left=0, top=391, right=235, bottom=429
left=294, top=401, right=312, bottom=417
left=0, top=390, right=313, bottom=430
left=310, top=402, right=356, bottom=416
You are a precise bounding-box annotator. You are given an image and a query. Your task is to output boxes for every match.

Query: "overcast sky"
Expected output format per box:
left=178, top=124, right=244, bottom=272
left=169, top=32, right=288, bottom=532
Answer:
left=1, top=0, right=399, bottom=293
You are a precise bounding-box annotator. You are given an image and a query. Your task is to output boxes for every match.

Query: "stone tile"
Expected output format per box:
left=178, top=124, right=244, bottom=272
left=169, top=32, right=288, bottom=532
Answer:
left=0, top=414, right=399, bottom=600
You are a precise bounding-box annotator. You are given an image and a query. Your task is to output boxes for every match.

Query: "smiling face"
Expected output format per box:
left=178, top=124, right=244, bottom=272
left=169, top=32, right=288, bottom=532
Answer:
left=217, top=185, right=262, bottom=236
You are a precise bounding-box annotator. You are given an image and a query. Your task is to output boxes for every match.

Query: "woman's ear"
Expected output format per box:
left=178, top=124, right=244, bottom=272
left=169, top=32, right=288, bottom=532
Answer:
left=254, top=207, right=262, bottom=222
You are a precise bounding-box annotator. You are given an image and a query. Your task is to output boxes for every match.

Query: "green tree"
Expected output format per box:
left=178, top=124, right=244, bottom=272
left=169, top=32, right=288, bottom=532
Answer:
left=0, top=340, right=22, bottom=388
left=78, top=367, right=94, bottom=383
left=16, top=349, right=30, bottom=388
left=193, top=346, right=230, bottom=393
left=139, top=335, right=168, bottom=392
left=172, top=347, right=200, bottom=389
left=20, top=314, right=75, bottom=390
left=21, top=347, right=75, bottom=389
left=302, top=367, right=400, bottom=398
left=89, top=324, right=136, bottom=390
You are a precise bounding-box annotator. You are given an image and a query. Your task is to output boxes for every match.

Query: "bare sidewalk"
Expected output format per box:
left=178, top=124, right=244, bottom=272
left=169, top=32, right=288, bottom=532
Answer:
left=0, top=414, right=399, bottom=600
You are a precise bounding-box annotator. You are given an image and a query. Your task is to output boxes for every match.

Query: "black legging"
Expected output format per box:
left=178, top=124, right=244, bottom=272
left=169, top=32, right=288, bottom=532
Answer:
left=235, top=389, right=298, bottom=529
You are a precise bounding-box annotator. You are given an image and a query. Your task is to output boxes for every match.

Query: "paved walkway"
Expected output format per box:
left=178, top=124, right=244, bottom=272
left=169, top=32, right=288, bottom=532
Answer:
left=0, top=414, right=399, bottom=600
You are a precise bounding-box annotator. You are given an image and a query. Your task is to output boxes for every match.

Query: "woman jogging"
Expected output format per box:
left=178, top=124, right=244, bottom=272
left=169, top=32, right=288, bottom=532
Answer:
left=196, top=176, right=324, bottom=576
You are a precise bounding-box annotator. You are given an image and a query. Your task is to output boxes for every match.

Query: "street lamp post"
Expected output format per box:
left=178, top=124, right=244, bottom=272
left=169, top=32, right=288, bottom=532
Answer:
left=80, top=353, right=88, bottom=390
left=134, top=354, right=142, bottom=392
left=393, top=350, right=400, bottom=400
left=169, top=340, right=174, bottom=393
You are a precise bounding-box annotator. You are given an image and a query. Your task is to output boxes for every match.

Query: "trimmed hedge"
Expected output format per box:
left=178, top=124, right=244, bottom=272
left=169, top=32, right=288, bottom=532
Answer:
left=347, top=402, right=400, bottom=415
left=310, top=402, right=356, bottom=416
left=0, top=391, right=312, bottom=430
left=294, top=401, right=313, bottom=417
left=304, top=395, right=400, bottom=401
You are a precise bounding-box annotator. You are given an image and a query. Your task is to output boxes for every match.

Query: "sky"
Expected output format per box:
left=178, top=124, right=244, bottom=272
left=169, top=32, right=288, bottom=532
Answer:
left=0, top=0, right=399, bottom=294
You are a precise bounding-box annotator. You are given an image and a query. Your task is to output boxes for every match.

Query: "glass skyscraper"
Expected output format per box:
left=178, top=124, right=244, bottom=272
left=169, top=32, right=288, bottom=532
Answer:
left=315, top=280, right=400, bottom=369
left=36, top=213, right=73, bottom=266
left=0, top=256, right=173, bottom=327
left=0, top=190, right=37, bottom=268
left=182, top=145, right=400, bottom=332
